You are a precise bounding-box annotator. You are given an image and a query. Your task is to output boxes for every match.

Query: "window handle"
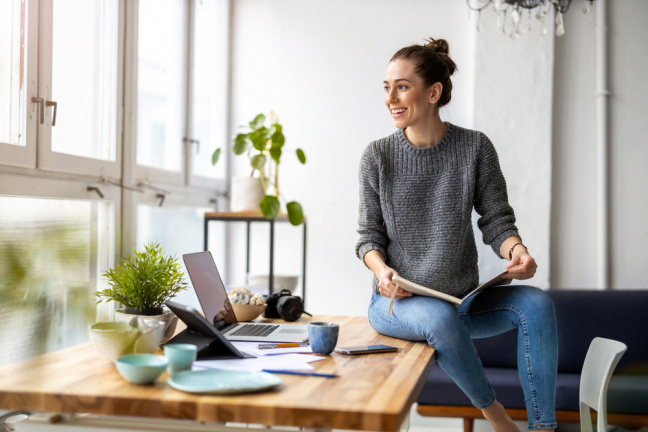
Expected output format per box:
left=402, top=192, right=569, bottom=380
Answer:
left=46, top=100, right=58, bottom=126
left=31, top=97, right=44, bottom=124
left=183, top=137, right=200, bottom=153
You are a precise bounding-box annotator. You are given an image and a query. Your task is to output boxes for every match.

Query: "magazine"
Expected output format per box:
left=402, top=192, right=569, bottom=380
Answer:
left=390, top=272, right=511, bottom=308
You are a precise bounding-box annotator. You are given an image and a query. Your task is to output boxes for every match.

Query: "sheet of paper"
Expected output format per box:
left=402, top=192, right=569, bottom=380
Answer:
left=194, top=353, right=325, bottom=372
left=232, top=341, right=313, bottom=357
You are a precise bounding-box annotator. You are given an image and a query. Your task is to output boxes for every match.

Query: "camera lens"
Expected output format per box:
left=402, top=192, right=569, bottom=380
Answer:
left=277, top=296, right=303, bottom=322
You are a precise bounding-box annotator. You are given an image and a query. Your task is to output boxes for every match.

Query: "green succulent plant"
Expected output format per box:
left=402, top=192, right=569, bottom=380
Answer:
left=96, top=242, right=187, bottom=314
left=212, top=112, right=306, bottom=226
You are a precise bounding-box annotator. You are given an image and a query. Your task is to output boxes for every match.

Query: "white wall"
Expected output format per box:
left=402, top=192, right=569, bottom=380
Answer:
left=551, top=0, right=648, bottom=289
left=228, top=0, right=475, bottom=316
left=471, top=8, right=554, bottom=288
left=226, top=0, right=648, bottom=317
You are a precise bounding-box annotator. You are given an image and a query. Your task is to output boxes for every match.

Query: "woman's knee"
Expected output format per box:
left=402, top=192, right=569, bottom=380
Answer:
left=410, top=299, right=467, bottom=344
left=510, top=286, right=556, bottom=326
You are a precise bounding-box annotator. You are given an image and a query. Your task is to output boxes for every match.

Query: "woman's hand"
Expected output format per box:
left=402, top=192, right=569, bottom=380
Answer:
left=377, top=267, right=411, bottom=299
left=503, top=250, right=537, bottom=280
left=363, top=250, right=411, bottom=299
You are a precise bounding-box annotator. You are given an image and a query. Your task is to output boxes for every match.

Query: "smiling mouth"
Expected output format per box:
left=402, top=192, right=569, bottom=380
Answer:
left=391, top=108, right=407, bottom=118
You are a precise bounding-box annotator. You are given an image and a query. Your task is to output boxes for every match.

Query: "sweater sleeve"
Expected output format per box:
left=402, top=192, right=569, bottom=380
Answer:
left=356, top=144, right=388, bottom=266
left=474, top=134, right=520, bottom=257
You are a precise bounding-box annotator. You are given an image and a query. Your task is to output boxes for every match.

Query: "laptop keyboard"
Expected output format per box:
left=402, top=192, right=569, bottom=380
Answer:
left=229, top=324, right=279, bottom=337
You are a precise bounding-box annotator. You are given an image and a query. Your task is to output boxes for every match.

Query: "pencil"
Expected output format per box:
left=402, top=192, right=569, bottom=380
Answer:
left=388, top=281, right=399, bottom=315
left=257, top=342, right=309, bottom=349
left=262, top=369, right=338, bottom=378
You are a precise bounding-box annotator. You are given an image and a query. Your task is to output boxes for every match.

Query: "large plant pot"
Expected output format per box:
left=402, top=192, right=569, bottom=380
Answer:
left=114, top=308, right=178, bottom=344
left=230, top=176, right=265, bottom=212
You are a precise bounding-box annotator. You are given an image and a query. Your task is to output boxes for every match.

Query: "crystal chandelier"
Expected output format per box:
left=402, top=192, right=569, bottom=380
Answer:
left=466, top=0, right=595, bottom=38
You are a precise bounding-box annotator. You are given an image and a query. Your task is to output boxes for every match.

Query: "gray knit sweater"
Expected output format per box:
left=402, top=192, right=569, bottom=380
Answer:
left=356, top=122, right=520, bottom=298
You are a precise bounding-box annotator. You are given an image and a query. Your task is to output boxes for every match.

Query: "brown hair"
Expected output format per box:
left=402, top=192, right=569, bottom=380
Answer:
left=390, top=38, right=457, bottom=107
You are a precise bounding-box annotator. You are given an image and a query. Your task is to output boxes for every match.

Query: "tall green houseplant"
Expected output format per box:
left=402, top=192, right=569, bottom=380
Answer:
left=212, top=112, right=306, bottom=226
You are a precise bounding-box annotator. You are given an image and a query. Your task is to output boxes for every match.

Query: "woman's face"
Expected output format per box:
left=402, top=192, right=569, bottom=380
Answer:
left=384, top=59, right=436, bottom=130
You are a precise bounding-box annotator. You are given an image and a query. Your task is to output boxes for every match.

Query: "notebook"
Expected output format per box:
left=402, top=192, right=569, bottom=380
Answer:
left=182, top=251, right=309, bottom=343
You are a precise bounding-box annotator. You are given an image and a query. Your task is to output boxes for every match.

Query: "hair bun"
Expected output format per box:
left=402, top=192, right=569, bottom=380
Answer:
left=425, top=38, right=449, bottom=55
left=424, top=37, right=456, bottom=75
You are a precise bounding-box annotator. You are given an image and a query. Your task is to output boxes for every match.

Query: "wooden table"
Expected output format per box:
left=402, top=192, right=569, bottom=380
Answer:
left=0, top=315, right=435, bottom=432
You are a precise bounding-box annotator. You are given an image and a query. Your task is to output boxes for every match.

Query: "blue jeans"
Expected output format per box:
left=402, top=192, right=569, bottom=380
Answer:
left=368, top=285, right=558, bottom=430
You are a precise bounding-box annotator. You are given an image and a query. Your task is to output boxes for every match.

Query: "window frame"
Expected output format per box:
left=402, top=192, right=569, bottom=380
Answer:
left=1, top=0, right=231, bottom=262
left=34, top=0, right=124, bottom=179
left=0, top=0, right=38, bottom=168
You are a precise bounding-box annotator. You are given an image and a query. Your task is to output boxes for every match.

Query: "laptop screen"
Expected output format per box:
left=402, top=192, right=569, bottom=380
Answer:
left=182, top=251, right=237, bottom=328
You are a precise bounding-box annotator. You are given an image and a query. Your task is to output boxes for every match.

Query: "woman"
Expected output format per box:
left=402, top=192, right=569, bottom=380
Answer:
left=356, top=38, right=557, bottom=432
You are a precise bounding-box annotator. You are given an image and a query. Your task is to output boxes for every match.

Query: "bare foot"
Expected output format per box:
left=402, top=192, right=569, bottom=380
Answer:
left=481, top=400, right=521, bottom=432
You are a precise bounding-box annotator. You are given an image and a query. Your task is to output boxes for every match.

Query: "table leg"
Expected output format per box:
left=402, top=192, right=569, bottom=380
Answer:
left=269, top=220, right=275, bottom=295
left=302, top=220, right=307, bottom=306
left=204, top=219, right=209, bottom=251
left=400, top=410, right=411, bottom=432
left=246, top=222, right=251, bottom=280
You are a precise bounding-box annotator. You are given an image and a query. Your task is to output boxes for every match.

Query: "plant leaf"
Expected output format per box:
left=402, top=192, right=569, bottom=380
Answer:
left=251, top=154, right=267, bottom=170
left=260, top=195, right=280, bottom=220
left=233, top=134, right=249, bottom=155
left=270, top=144, right=282, bottom=163
left=250, top=127, right=269, bottom=152
left=250, top=113, right=266, bottom=129
left=211, top=148, right=221, bottom=165
left=286, top=201, right=304, bottom=226
left=271, top=127, right=285, bottom=146
left=296, top=148, right=306, bottom=164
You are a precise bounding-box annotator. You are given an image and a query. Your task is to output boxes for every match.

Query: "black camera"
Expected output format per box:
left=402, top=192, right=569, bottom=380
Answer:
left=264, top=289, right=304, bottom=322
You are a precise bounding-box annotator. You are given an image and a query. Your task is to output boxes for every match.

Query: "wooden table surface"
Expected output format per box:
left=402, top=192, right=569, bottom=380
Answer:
left=0, top=315, right=435, bottom=432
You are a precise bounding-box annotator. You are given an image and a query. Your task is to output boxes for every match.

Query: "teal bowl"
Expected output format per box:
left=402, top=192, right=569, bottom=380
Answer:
left=116, top=354, right=168, bottom=385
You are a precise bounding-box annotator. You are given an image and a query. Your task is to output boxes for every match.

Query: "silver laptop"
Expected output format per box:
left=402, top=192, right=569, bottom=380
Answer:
left=182, top=251, right=309, bottom=343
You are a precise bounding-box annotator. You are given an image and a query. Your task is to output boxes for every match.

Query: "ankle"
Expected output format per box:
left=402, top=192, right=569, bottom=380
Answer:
left=481, top=401, right=521, bottom=432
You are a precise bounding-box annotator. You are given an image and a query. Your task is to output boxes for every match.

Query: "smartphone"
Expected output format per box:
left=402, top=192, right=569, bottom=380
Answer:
left=333, top=344, right=398, bottom=355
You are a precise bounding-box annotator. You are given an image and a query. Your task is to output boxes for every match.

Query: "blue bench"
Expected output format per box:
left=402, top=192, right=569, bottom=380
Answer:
left=416, top=289, right=648, bottom=432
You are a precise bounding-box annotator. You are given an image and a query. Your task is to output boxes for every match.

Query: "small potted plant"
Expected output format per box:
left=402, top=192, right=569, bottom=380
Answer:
left=212, top=111, right=306, bottom=226
left=96, top=242, right=188, bottom=343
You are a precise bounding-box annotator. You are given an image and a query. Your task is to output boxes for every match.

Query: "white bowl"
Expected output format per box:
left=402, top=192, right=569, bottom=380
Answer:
left=89, top=320, right=166, bottom=363
left=231, top=304, right=267, bottom=322
left=247, top=274, right=299, bottom=293
left=88, top=322, right=139, bottom=362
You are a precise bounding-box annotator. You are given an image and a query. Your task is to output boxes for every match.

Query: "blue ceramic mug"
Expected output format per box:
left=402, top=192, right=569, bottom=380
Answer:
left=308, top=322, right=339, bottom=355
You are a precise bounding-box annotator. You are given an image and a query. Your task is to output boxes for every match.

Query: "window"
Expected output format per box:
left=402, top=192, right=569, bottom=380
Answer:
left=188, top=0, right=229, bottom=185
left=49, top=0, right=119, bottom=162
left=135, top=0, right=185, bottom=175
left=125, top=0, right=229, bottom=187
left=0, top=1, right=23, bottom=147
left=0, top=0, right=37, bottom=167
left=0, top=0, right=231, bottom=365
left=0, top=192, right=115, bottom=366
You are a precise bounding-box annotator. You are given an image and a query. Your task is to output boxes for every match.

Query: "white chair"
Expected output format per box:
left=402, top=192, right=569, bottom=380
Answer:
left=580, top=337, right=628, bottom=432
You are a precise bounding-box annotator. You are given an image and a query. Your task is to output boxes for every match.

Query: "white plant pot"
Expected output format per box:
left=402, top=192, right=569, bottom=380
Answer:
left=114, top=308, right=178, bottom=344
left=230, top=176, right=265, bottom=212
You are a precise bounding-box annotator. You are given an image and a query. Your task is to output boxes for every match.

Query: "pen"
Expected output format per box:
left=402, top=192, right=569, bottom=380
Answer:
left=388, top=281, right=399, bottom=315
left=262, top=369, right=338, bottom=378
left=257, top=342, right=309, bottom=349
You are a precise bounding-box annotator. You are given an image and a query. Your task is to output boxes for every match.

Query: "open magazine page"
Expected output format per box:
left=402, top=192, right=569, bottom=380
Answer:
left=391, top=272, right=511, bottom=306
left=460, top=272, right=511, bottom=301
left=391, top=276, right=463, bottom=305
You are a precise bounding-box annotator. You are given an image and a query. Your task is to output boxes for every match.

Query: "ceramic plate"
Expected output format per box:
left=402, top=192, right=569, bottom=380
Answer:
left=167, top=369, right=283, bottom=394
